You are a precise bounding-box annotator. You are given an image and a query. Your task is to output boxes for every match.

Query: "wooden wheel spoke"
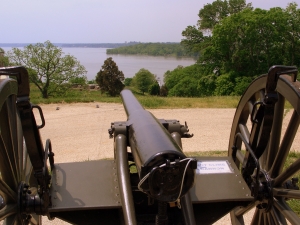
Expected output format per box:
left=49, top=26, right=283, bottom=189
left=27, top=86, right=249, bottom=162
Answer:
left=273, top=198, right=300, bottom=225
left=266, top=211, right=276, bottom=225
left=234, top=201, right=256, bottom=218
left=0, top=204, right=17, bottom=221
left=273, top=188, right=300, bottom=199
left=0, top=178, right=17, bottom=203
left=29, top=213, right=41, bottom=225
left=273, top=157, right=300, bottom=187
left=269, top=207, right=287, bottom=225
left=0, top=135, right=18, bottom=189
left=238, top=123, right=250, bottom=144
left=270, top=110, right=300, bottom=177
left=3, top=214, right=21, bottom=225
left=7, top=96, right=21, bottom=183
left=266, top=94, right=285, bottom=170
left=247, top=100, right=254, bottom=118
left=0, top=98, right=20, bottom=181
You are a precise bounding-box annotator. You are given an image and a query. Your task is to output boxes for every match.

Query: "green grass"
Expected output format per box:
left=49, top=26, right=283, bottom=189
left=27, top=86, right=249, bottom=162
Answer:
left=29, top=84, right=241, bottom=108
left=284, top=151, right=300, bottom=215
left=30, top=84, right=296, bottom=109
left=29, top=85, right=122, bottom=104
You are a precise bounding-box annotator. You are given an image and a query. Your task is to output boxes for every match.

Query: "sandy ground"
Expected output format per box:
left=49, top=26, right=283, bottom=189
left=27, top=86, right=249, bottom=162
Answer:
left=20, top=103, right=300, bottom=224
left=37, top=103, right=238, bottom=163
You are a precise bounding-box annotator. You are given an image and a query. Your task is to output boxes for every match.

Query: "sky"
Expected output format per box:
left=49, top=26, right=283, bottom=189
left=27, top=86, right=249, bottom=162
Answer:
left=1, top=0, right=299, bottom=43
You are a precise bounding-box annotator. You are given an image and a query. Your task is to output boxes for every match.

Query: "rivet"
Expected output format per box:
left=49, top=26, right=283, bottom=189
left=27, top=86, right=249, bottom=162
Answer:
left=239, top=181, right=241, bottom=183
left=246, top=194, right=249, bottom=197
left=0, top=194, right=5, bottom=210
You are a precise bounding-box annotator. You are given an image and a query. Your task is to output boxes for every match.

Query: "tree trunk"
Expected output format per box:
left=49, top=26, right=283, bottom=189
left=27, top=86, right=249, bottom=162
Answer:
left=42, top=90, right=48, bottom=98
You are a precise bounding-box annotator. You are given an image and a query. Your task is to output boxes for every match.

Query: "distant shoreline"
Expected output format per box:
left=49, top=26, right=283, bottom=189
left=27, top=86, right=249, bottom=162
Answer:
left=0, top=42, right=180, bottom=48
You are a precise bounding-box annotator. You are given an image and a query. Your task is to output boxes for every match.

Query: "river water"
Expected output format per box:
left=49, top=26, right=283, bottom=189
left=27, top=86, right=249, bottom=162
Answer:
left=2, top=47, right=196, bottom=82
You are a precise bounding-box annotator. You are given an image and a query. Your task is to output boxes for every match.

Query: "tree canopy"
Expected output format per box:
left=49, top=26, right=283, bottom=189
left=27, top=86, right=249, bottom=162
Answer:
left=107, top=43, right=196, bottom=57
left=169, top=1, right=300, bottom=97
left=96, top=57, right=125, bottom=96
left=0, top=48, right=9, bottom=67
left=132, top=68, right=156, bottom=94
left=7, top=41, right=87, bottom=98
left=202, top=4, right=300, bottom=76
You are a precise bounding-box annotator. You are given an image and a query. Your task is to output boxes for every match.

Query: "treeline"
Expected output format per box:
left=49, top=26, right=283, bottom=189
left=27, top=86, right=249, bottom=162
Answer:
left=59, top=42, right=139, bottom=48
left=106, top=43, right=197, bottom=58
left=164, top=0, right=300, bottom=97
left=0, top=42, right=140, bottom=48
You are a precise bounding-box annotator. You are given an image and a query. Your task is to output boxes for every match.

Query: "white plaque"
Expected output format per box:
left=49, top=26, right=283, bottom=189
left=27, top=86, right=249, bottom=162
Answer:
left=196, top=160, right=233, bottom=174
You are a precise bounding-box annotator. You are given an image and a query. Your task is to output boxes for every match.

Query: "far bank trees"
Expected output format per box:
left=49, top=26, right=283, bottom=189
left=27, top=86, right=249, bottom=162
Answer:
left=96, top=57, right=125, bottom=96
left=7, top=41, right=87, bottom=98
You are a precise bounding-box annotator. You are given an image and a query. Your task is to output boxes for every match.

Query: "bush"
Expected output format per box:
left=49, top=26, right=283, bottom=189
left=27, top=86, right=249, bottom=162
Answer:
left=124, top=78, right=133, bottom=86
left=214, top=73, right=235, bottom=96
left=160, top=85, right=168, bottom=96
left=168, top=77, right=199, bottom=97
left=149, top=82, right=160, bottom=95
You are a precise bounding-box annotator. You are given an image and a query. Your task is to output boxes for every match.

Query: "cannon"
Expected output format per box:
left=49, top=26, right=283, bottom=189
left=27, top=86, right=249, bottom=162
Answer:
left=0, top=65, right=299, bottom=224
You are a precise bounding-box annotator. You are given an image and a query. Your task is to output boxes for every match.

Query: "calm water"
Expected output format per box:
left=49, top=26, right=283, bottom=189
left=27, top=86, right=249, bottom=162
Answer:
left=2, top=47, right=196, bottom=82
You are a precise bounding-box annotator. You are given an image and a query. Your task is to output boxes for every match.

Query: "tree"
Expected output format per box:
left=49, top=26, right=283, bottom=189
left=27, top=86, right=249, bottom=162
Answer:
left=124, top=78, right=133, bottom=86
left=164, top=64, right=204, bottom=97
left=181, top=26, right=206, bottom=54
left=7, top=41, right=86, bottom=98
left=160, top=84, right=168, bottom=97
left=208, top=5, right=300, bottom=76
left=168, top=77, right=199, bottom=97
left=0, top=48, right=9, bottom=67
left=181, top=0, right=252, bottom=56
left=198, top=0, right=252, bottom=33
left=96, top=57, right=124, bottom=96
left=132, top=68, right=156, bottom=94
left=69, top=76, right=87, bottom=87
left=149, top=82, right=160, bottom=95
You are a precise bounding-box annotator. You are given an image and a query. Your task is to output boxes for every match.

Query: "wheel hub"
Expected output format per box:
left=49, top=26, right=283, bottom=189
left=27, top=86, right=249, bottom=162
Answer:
left=250, top=169, right=273, bottom=212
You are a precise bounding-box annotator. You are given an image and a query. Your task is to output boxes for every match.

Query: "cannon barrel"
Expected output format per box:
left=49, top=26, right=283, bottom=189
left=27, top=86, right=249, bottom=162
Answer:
left=120, top=90, right=196, bottom=202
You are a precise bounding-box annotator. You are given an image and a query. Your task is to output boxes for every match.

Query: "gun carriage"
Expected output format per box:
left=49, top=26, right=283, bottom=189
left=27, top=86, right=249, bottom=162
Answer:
left=0, top=65, right=299, bottom=224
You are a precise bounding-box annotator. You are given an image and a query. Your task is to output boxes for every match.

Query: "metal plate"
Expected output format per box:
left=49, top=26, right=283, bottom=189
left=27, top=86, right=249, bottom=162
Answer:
left=49, top=160, right=121, bottom=212
left=190, top=157, right=253, bottom=203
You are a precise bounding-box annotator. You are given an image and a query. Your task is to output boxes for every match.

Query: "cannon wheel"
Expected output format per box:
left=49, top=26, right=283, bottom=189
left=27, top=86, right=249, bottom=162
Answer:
left=0, top=77, right=41, bottom=224
left=228, top=74, right=300, bottom=224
